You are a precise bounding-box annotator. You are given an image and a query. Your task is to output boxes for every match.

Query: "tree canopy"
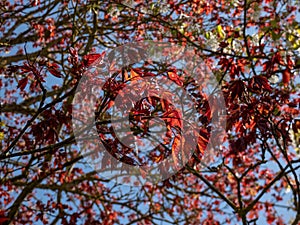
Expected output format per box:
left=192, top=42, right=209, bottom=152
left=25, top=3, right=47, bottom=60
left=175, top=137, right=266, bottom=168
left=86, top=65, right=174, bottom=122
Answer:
left=1, top=0, right=300, bottom=224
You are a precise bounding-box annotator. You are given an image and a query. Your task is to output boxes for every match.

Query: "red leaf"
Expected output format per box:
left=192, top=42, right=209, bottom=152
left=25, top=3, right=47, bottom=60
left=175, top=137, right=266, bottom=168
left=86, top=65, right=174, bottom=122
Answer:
left=106, top=100, right=114, bottom=109
left=20, top=64, right=31, bottom=74
left=197, top=129, right=209, bottom=154
left=255, top=76, right=272, bottom=91
left=229, top=80, right=245, bottom=100
left=172, top=135, right=181, bottom=167
left=267, top=214, right=275, bottom=224
left=69, top=47, right=77, bottom=57
left=262, top=61, right=271, bottom=72
left=287, top=55, right=294, bottom=70
left=130, top=69, right=140, bottom=80
left=84, top=53, right=102, bottom=67
left=47, top=62, right=59, bottom=69
left=282, top=69, right=291, bottom=86
left=49, top=68, right=62, bottom=78
left=229, top=64, right=239, bottom=78
left=0, top=217, right=9, bottom=223
left=162, top=179, right=172, bottom=188
left=273, top=52, right=285, bottom=65
left=167, top=71, right=183, bottom=86
left=164, top=110, right=182, bottom=127
left=18, top=77, right=28, bottom=91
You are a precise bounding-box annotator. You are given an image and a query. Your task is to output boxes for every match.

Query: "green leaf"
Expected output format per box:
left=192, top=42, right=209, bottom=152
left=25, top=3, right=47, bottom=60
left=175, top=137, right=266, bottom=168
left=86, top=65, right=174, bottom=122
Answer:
left=271, top=31, right=281, bottom=41
left=270, top=20, right=277, bottom=27
left=205, top=31, right=211, bottom=39
left=273, top=107, right=280, bottom=116
left=216, top=25, right=225, bottom=39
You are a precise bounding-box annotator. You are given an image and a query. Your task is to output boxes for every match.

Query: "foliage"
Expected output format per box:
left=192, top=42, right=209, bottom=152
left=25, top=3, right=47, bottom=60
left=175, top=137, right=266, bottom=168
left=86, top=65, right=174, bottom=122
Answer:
left=1, top=0, right=300, bottom=224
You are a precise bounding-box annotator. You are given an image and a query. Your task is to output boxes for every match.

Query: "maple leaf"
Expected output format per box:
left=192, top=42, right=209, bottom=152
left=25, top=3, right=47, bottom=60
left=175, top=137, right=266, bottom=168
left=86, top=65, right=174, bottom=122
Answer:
left=83, top=53, right=103, bottom=67
left=0, top=217, right=9, bottom=223
left=172, top=135, right=181, bottom=168
left=167, top=71, right=183, bottom=86
left=286, top=55, right=294, bottom=70
left=3, top=1, right=300, bottom=224
left=69, top=47, right=78, bottom=57
left=163, top=110, right=182, bottom=128
left=17, top=77, right=28, bottom=91
left=282, top=69, right=291, bottom=86
left=229, top=80, right=245, bottom=100
left=48, top=67, right=62, bottom=78
left=130, top=69, right=140, bottom=80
